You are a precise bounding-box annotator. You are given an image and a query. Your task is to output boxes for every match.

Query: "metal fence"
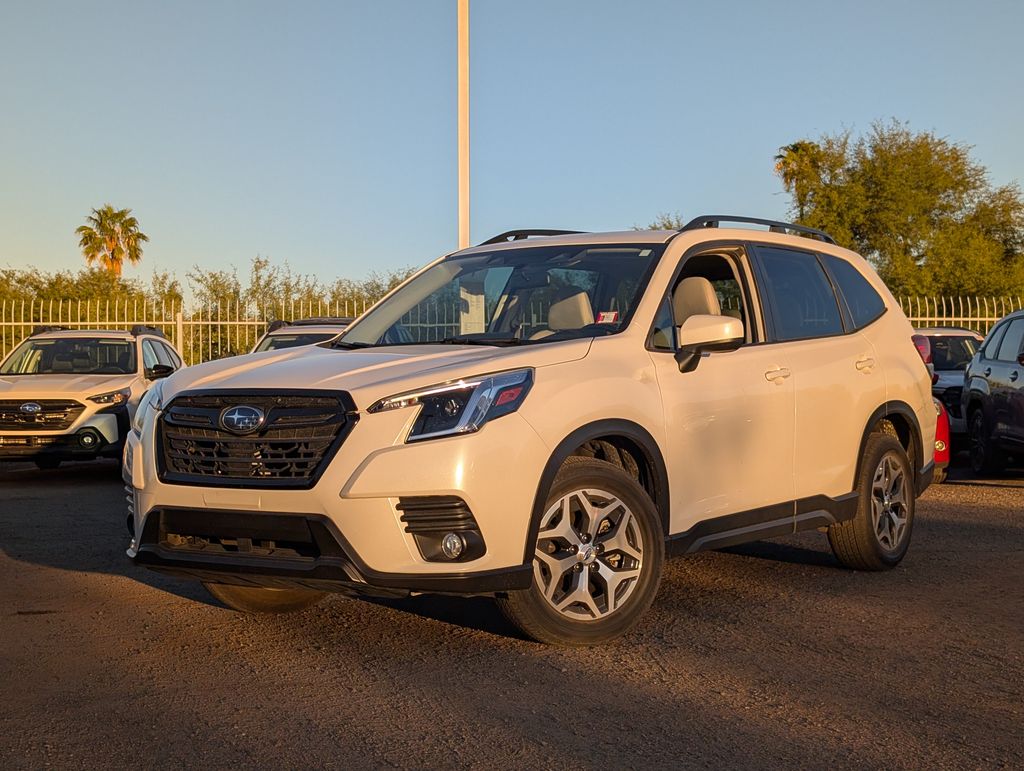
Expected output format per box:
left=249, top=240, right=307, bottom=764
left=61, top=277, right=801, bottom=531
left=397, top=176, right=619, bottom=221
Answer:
left=0, top=298, right=371, bottom=365
left=897, top=296, right=1023, bottom=333
left=2, top=295, right=1023, bottom=365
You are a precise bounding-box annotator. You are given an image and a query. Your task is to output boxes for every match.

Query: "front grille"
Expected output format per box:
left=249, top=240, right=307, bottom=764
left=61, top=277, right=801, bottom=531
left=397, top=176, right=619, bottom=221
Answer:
left=0, top=399, right=85, bottom=431
left=158, top=391, right=357, bottom=488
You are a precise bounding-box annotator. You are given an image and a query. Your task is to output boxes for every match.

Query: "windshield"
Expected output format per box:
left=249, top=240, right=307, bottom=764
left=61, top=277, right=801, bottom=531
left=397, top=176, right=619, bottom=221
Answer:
left=338, top=244, right=662, bottom=347
left=254, top=332, right=339, bottom=352
left=0, top=338, right=137, bottom=375
left=930, top=335, right=982, bottom=371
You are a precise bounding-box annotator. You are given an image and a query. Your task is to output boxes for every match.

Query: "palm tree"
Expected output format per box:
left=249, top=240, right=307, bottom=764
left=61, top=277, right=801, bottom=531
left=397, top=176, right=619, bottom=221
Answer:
left=774, top=141, right=819, bottom=220
left=76, top=205, right=149, bottom=276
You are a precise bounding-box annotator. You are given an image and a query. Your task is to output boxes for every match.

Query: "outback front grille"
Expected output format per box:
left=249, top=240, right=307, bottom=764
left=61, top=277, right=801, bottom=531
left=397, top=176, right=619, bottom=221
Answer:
left=0, top=399, right=85, bottom=431
left=158, top=391, right=357, bottom=488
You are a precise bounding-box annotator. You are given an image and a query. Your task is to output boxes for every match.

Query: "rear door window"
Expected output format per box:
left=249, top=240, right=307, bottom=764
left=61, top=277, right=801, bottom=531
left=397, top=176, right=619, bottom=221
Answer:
left=753, top=246, right=844, bottom=341
left=994, top=319, right=1024, bottom=362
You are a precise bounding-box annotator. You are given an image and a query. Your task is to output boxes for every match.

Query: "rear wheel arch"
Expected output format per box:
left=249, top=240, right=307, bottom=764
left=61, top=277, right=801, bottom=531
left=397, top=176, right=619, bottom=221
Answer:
left=524, top=420, right=670, bottom=563
left=853, top=401, right=924, bottom=487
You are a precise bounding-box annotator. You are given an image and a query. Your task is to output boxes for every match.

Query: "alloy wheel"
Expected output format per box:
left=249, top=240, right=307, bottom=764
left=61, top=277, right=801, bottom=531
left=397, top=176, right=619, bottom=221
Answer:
left=533, top=488, right=644, bottom=620
left=871, top=452, right=909, bottom=552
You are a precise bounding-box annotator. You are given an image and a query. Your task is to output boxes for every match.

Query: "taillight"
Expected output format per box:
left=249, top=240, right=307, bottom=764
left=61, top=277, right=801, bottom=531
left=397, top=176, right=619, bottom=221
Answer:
left=911, top=334, right=932, bottom=365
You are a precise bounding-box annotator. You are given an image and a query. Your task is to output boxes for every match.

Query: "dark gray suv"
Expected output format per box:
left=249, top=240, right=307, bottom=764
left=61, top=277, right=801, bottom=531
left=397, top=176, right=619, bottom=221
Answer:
left=963, top=310, right=1024, bottom=473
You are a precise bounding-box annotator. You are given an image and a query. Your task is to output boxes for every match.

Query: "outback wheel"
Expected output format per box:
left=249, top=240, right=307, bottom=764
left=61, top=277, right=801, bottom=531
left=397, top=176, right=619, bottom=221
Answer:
left=828, top=433, right=915, bottom=571
left=497, top=456, right=663, bottom=646
left=969, top=410, right=1005, bottom=475
left=203, top=582, right=325, bottom=614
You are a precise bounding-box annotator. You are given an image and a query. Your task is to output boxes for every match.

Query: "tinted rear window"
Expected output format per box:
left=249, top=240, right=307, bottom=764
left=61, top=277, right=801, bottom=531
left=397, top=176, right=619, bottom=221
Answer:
left=823, top=254, right=885, bottom=329
left=756, top=247, right=844, bottom=341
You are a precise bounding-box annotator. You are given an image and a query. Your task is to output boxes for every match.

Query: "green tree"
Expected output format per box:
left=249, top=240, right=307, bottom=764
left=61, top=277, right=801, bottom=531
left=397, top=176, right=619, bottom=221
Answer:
left=75, top=204, right=149, bottom=276
left=774, top=121, right=1024, bottom=296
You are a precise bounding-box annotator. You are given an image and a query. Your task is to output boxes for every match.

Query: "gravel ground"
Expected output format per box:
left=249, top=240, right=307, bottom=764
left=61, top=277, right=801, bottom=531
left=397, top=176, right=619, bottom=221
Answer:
left=1, top=459, right=1022, bottom=770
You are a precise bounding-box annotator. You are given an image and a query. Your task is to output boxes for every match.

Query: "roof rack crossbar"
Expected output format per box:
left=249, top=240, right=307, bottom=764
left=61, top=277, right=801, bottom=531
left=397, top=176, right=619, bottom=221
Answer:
left=679, top=215, right=836, bottom=245
left=479, top=229, right=585, bottom=246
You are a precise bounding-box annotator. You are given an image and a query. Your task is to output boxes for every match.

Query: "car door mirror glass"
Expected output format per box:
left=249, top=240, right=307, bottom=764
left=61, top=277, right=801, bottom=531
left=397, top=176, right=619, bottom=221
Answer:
left=147, top=364, right=175, bottom=380
left=675, top=315, right=744, bottom=372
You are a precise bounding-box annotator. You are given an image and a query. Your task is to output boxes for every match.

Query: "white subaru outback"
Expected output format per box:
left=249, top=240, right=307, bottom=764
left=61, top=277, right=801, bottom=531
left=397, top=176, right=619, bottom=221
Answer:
left=125, top=217, right=935, bottom=645
left=1, top=326, right=183, bottom=469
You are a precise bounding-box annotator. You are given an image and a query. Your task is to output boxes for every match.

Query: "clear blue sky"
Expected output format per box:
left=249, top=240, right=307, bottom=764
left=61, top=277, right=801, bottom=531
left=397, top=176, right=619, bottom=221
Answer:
left=2, top=0, right=1022, bottom=285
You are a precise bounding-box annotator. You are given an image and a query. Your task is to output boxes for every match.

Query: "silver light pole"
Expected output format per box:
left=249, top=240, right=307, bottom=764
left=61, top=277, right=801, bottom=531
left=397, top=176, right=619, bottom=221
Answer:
left=457, top=0, right=470, bottom=249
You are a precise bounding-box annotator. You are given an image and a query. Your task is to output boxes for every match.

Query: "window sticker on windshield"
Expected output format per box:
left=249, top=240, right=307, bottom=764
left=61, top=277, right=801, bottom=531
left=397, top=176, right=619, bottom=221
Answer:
left=597, top=311, right=619, bottom=324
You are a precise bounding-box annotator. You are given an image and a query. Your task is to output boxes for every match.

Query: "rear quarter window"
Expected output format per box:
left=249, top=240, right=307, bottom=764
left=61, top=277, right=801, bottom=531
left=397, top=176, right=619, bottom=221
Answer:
left=822, top=254, right=885, bottom=330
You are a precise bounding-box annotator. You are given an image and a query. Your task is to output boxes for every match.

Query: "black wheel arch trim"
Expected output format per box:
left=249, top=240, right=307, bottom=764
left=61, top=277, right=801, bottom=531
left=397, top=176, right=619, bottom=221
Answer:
left=854, top=401, right=928, bottom=494
left=523, top=419, right=671, bottom=563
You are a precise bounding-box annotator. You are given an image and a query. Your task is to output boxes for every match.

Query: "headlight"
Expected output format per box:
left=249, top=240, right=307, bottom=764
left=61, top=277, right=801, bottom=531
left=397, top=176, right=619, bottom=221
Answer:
left=131, top=380, right=165, bottom=435
left=88, top=388, right=131, bottom=405
left=368, top=369, right=533, bottom=442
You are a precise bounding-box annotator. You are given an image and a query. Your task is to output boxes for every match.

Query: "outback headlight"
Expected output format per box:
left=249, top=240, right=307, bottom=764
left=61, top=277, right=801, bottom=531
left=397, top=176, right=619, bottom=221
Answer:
left=368, top=369, right=533, bottom=442
left=88, top=388, right=131, bottom=405
left=131, top=381, right=165, bottom=435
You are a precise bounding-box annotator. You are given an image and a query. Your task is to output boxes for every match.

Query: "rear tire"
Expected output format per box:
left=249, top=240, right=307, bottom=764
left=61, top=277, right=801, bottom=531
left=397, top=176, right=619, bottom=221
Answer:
left=828, top=434, right=915, bottom=571
left=203, top=582, right=325, bottom=614
left=497, top=456, right=663, bottom=646
left=969, top=409, right=1005, bottom=475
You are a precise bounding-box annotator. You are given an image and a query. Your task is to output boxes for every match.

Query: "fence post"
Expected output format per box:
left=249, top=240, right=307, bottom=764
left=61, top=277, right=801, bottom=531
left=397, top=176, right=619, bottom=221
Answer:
left=175, top=310, right=184, bottom=354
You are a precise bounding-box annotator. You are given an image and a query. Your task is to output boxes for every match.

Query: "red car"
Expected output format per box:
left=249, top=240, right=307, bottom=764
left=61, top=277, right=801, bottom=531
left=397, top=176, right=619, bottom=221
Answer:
left=933, top=397, right=951, bottom=483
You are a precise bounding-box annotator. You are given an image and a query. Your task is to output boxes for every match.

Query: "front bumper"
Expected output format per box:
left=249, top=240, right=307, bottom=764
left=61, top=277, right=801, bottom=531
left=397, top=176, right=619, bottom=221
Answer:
left=125, top=408, right=549, bottom=595
left=130, top=507, right=531, bottom=596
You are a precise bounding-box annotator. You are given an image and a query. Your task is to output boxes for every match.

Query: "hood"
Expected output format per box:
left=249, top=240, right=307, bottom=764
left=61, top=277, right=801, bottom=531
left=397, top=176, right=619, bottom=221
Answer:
left=0, top=373, right=136, bottom=401
left=161, top=339, right=593, bottom=409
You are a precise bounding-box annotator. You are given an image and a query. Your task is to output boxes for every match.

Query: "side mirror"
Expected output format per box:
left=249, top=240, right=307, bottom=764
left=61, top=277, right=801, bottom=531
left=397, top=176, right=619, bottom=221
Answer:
left=147, top=364, right=175, bottom=380
left=1017, top=353, right=1024, bottom=367
left=674, top=315, right=744, bottom=373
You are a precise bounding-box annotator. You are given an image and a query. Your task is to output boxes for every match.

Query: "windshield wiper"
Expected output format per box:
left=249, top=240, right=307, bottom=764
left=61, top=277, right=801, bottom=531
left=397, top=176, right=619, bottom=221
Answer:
left=435, top=336, right=527, bottom=346
left=330, top=340, right=377, bottom=349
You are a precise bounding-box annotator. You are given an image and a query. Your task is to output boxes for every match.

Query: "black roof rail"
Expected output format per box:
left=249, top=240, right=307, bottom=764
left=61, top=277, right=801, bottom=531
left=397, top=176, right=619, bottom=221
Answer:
left=479, top=229, right=585, bottom=246
left=679, top=215, right=836, bottom=245
left=31, top=325, right=70, bottom=336
left=130, top=324, right=167, bottom=339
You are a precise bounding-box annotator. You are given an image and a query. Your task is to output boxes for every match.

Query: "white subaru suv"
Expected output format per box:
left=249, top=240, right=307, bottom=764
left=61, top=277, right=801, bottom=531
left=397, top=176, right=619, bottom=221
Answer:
left=125, top=217, right=935, bottom=645
left=0, top=326, right=183, bottom=469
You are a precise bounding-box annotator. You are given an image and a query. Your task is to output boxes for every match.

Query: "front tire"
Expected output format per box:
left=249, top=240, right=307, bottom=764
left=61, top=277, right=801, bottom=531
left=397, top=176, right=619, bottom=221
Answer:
left=828, top=433, right=915, bottom=571
left=203, top=582, right=325, bottom=614
left=497, top=456, right=664, bottom=646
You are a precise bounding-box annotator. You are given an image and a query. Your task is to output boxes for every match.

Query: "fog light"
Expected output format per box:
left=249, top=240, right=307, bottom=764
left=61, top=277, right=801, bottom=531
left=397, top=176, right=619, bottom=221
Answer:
left=440, top=532, right=466, bottom=560
left=80, top=432, right=98, bottom=447
left=935, top=440, right=947, bottom=452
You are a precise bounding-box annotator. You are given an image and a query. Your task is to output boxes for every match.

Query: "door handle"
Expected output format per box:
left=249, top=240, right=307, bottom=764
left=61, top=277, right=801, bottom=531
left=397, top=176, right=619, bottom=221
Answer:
left=764, top=367, right=791, bottom=384
left=1012, top=371, right=1020, bottom=382
left=984, top=367, right=991, bottom=377
left=855, top=357, right=875, bottom=373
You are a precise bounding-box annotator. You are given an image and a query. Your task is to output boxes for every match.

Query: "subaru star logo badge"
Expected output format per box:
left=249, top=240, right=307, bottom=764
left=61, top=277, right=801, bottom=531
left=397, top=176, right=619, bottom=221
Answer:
left=20, top=402, right=42, bottom=414
left=219, top=405, right=265, bottom=434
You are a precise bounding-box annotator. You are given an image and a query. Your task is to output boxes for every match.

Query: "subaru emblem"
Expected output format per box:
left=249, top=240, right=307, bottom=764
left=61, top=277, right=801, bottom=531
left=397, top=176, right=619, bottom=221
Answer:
left=20, top=402, right=42, bottom=414
left=219, top=405, right=265, bottom=434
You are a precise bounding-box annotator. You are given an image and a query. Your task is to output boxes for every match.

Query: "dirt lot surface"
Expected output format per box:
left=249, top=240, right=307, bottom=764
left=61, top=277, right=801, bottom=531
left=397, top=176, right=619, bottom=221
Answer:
left=1, top=459, right=1022, bottom=769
